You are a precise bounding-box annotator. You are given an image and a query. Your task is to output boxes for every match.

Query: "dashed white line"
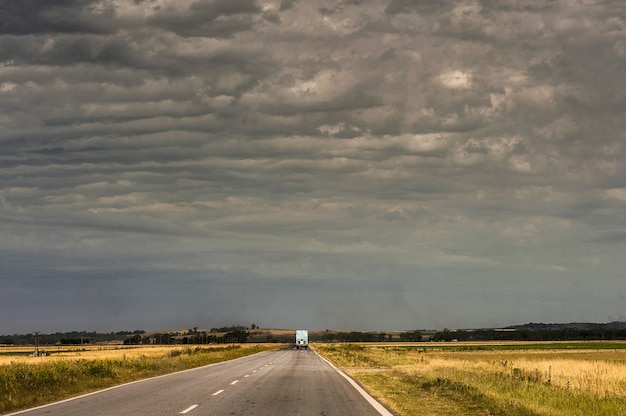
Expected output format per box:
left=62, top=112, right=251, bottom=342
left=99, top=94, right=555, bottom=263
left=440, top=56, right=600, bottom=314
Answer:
left=230, top=380, right=239, bottom=385
left=252, top=370, right=257, bottom=373
left=212, top=389, right=224, bottom=396
left=180, top=404, right=198, bottom=414
left=244, top=374, right=250, bottom=378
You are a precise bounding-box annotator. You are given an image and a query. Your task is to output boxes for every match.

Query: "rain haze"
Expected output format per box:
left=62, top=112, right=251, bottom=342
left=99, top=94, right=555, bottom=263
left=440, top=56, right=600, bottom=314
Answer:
left=1, top=0, right=625, bottom=334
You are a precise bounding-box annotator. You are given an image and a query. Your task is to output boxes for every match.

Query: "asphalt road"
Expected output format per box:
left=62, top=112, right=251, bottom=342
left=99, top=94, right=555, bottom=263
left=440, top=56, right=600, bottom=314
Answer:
left=8, top=348, right=393, bottom=416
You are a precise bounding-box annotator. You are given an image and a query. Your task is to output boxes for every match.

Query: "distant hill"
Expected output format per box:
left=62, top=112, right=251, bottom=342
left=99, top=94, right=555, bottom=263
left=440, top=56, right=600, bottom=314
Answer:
left=506, top=321, right=626, bottom=331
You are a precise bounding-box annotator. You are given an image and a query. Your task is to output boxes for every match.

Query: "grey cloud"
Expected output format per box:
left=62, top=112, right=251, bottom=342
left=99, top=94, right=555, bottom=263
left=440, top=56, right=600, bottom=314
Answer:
left=1, top=34, right=274, bottom=83
left=1, top=0, right=626, bottom=333
left=146, top=0, right=262, bottom=38
left=593, top=230, right=626, bottom=244
left=279, top=0, right=297, bottom=12
left=384, top=0, right=448, bottom=15
left=0, top=0, right=119, bottom=35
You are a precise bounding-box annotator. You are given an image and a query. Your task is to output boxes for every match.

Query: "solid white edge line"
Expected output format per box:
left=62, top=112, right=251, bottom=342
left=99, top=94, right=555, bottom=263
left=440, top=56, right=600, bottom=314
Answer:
left=212, top=389, right=225, bottom=396
left=4, top=351, right=270, bottom=416
left=315, top=351, right=395, bottom=416
left=180, top=404, right=199, bottom=414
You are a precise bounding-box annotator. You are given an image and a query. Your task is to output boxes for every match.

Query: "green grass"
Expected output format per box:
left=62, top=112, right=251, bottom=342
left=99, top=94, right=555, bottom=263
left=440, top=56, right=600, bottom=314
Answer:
left=0, top=345, right=283, bottom=414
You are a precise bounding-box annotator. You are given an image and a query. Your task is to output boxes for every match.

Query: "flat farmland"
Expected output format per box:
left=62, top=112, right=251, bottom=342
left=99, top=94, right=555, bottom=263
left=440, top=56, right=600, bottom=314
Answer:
left=314, top=342, right=626, bottom=416
left=0, top=345, right=185, bottom=364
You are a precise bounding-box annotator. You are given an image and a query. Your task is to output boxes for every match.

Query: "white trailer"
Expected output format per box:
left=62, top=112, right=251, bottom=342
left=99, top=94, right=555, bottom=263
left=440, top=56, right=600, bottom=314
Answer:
left=295, top=329, right=308, bottom=349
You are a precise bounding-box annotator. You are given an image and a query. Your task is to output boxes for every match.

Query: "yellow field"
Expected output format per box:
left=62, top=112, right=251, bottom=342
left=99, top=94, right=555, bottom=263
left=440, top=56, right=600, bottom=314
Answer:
left=414, top=348, right=626, bottom=397
left=315, top=342, right=626, bottom=416
left=0, top=344, right=263, bottom=365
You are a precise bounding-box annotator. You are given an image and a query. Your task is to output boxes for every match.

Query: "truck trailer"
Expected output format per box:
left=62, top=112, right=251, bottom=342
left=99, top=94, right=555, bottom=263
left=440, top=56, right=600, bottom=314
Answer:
left=295, top=329, right=308, bottom=349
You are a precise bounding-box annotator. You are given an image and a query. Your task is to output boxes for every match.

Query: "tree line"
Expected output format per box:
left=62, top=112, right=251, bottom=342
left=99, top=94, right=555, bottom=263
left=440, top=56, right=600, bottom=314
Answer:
left=430, top=327, right=626, bottom=342
left=318, top=331, right=423, bottom=343
left=1, top=324, right=263, bottom=346
left=124, top=330, right=249, bottom=345
left=7, top=326, right=626, bottom=346
left=1, top=330, right=145, bottom=346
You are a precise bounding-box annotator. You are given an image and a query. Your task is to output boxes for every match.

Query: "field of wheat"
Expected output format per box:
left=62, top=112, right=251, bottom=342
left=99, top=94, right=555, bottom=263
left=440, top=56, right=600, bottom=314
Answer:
left=0, top=344, right=198, bottom=364
left=315, top=342, right=626, bottom=416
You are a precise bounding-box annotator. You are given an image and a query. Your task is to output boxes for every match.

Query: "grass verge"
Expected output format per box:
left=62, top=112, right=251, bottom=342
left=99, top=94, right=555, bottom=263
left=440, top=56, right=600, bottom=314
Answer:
left=0, top=344, right=284, bottom=414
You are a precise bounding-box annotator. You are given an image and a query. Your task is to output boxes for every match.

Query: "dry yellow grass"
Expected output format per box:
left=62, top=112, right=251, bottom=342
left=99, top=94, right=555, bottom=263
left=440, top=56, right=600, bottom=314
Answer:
left=384, top=347, right=626, bottom=397
left=315, top=343, right=626, bottom=416
left=0, top=344, right=264, bottom=365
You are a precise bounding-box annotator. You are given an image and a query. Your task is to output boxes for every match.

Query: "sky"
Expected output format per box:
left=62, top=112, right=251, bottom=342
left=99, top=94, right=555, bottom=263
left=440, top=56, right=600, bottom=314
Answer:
left=1, top=0, right=625, bottom=334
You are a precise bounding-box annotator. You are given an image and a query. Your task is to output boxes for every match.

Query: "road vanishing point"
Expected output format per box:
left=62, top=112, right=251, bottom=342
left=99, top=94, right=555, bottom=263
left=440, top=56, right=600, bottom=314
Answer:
left=7, top=348, right=394, bottom=416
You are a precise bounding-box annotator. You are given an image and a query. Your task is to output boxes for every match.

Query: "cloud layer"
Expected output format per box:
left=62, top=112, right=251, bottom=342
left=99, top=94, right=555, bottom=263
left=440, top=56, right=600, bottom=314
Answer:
left=1, top=0, right=625, bottom=333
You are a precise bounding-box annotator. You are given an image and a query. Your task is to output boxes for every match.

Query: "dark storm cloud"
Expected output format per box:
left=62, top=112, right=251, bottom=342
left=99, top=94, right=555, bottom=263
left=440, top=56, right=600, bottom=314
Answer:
left=146, top=0, right=262, bottom=37
left=0, top=35, right=138, bottom=67
left=0, top=33, right=273, bottom=82
left=1, top=0, right=626, bottom=333
left=0, top=0, right=119, bottom=35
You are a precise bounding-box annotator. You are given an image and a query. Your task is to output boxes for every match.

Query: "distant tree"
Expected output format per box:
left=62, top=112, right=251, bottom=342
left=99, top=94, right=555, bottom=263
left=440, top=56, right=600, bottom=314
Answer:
left=124, top=334, right=143, bottom=345
left=321, top=332, right=335, bottom=342
left=433, top=329, right=454, bottom=342
left=224, top=330, right=249, bottom=343
left=400, top=331, right=422, bottom=342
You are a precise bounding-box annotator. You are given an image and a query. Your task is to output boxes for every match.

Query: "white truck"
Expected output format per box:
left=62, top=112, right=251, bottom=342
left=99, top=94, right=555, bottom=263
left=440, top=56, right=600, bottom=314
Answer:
left=295, top=329, right=308, bottom=349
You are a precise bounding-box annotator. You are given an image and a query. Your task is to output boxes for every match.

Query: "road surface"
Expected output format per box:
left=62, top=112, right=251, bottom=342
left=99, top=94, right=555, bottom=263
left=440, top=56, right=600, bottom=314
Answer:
left=8, top=348, right=393, bottom=416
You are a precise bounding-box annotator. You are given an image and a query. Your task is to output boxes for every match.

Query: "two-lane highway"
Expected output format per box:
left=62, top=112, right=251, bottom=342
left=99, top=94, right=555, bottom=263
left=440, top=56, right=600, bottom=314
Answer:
left=8, top=349, right=393, bottom=416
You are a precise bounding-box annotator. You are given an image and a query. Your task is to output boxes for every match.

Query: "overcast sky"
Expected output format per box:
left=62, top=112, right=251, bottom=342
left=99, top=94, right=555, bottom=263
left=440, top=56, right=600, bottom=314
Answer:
left=1, top=0, right=625, bottom=334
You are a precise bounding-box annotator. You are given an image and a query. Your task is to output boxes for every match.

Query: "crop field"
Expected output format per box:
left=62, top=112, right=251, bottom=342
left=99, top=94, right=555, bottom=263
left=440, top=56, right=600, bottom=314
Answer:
left=0, top=344, right=199, bottom=364
left=314, top=342, right=626, bottom=416
left=0, top=343, right=285, bottom=414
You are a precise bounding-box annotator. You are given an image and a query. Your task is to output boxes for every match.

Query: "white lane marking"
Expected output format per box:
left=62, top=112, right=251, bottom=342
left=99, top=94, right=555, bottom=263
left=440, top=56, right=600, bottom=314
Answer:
left=180, top=404, right=198, bottom=414
left=315, top=351, right=394, bottom=416
left=5, top=350, right=278, bottom=416
left=230, top=380, right=239, bottom=385
left=5, top=351, right=289, bottom=416
left=212, top=389, right=224, bottom=396
left=252, top=370, right=257, bottom=373
left=244, top=374, right=250, bottom=378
